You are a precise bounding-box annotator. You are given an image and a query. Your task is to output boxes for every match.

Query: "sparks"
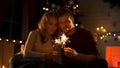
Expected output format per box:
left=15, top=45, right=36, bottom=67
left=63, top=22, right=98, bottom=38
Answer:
left=54, top=33, right=70, bottom=48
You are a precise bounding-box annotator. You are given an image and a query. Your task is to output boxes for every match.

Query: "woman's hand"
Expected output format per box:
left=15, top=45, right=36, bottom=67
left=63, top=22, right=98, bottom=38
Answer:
left=51, top=51, right=59, bottom=55
left=45, top=51, right=60, bottom=60
left=64, top=47, right=78, bottom=58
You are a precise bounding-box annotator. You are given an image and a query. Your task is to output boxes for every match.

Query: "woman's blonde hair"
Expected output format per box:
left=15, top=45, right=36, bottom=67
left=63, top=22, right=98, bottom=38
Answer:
left=37, top=11, right=59, bottom=43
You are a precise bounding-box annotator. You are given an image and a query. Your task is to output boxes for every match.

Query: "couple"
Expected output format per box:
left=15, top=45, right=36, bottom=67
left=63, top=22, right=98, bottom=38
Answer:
left=23, top=8, right=108, bottom=68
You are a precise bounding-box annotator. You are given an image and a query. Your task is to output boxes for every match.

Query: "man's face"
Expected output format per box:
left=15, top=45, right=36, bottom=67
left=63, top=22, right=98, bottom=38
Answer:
left=58, top=15, right=74, bottom=33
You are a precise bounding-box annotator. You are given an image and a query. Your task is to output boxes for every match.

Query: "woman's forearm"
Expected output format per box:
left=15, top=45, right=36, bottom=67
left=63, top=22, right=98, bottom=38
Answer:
left=23, top=51, right=49, bottom=60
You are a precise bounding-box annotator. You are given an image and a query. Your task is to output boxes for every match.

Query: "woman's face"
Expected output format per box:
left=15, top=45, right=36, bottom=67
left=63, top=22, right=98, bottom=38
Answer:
left=46, top=17, right=58, bottom=35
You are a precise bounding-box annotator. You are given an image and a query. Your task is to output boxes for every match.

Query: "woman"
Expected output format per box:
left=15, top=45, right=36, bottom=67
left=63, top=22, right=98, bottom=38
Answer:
left=22, top=11, right=62, bottom=68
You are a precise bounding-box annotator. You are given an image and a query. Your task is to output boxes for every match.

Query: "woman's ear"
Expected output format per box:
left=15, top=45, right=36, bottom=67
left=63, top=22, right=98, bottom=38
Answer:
left=72, top=17, right=74, bottom=23
left=69, top=17, right=75, bottom=28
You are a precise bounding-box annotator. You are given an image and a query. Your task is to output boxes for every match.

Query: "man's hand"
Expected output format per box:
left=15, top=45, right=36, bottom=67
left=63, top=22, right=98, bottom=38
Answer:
left=64, top=47, right=78, bottom=58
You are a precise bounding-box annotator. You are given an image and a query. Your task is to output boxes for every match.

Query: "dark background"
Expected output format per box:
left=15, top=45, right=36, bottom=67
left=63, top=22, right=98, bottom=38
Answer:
left=0, top=0, right=120, bottom=40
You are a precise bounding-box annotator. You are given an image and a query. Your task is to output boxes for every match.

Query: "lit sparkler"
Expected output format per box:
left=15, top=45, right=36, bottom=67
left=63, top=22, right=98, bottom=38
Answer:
left=54, top=33, right=70, bottom=48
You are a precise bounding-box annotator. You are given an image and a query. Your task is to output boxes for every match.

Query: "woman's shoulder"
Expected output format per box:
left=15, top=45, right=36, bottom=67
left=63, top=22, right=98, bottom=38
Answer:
left=27, top=29, right=42, bottom=40
left=29, top=29, right=40, bottom=34
left=27, top=29, right=40, bottom=38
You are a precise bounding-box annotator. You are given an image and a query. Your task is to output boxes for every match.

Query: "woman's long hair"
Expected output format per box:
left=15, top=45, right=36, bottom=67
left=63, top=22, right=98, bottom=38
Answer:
left=37, top=11, right=59, bottom=43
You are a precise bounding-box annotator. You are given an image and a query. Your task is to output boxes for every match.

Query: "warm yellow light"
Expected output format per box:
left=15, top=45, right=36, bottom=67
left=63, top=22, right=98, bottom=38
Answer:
left=100, top=37, right=103, bottom=39
left=12, top=40, right=16, bottom=43
left=76, top=5, right=79, bottom=7
left=102, top=35, right=105, bottom=38
left=118, top=36, right=120, bottom=39
left=5, top=39, right=9, bottom=42
left=45, top=8, right=49, bottom=11
left=96, top=27, right=100, bottom=31
left=108, top=32, right=111, bottom=35
left=96, top=26, right=107, bottom=34
left=103, top=29, right=106, bottom=32
left=0, top=38, right=2, bottom=41
left=43, top=7, right=46, bottom=10
left=101, top=26, right=103, bottom=29
left=19, top=41, right=22, bottom=43
left=2, top=65, right=6, bottom=68
left=73, top=6, right=76, bottom=9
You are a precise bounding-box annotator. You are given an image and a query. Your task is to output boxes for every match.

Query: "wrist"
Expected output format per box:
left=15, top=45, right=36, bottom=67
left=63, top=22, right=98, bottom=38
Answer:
left=73, top=50, right=79, bottom=56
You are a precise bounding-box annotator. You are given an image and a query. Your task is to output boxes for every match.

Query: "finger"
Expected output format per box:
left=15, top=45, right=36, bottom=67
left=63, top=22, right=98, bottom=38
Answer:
left=64, top=49, right=73, bottom=53
left=52, top=51, right=59, bottom=55
left=64, top=47, right=72, bottom=50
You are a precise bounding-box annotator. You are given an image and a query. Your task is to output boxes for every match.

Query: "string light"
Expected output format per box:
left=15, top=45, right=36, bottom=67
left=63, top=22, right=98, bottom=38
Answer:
left=2, top=65, right=6, bottom=68
left=5, top=39, right=9, bottom=42
left=0, top=38, right=23, bottom=44
left=12, top=40, right=16, bottom=43
left=0, top=38, right=2, bottom=41
left=19, top=40, right=22, bottom=44
left=95, top=26, right=120, bottom=42
left=96, top=26, right=107, bottom=34
left=118, top=36, right=120, bottom=39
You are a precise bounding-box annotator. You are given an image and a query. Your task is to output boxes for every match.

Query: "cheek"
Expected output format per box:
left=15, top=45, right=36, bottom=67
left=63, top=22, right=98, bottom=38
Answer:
left=48, top=25, right=57, bottom=31
left=59, top=24, right=64, bottom=28
left=52, top=26, right=57, bottom=31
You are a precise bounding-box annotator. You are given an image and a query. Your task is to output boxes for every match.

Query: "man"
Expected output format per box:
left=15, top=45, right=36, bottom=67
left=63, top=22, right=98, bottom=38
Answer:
left=56, top=8, right=108, bottom=68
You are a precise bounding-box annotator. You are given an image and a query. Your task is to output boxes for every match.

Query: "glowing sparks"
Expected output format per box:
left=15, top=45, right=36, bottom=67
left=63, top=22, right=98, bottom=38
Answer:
left=54, top=33, right=70, bottom=48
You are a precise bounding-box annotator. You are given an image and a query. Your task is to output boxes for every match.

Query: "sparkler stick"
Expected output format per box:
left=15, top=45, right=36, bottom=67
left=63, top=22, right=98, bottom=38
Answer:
left=53, top=33, right=70, bottom=64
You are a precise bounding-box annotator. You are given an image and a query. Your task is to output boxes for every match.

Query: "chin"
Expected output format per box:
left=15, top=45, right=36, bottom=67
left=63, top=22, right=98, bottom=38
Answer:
left=49, top=32, right=54, bottom=35
left=63, top=30, right=68, bottom=33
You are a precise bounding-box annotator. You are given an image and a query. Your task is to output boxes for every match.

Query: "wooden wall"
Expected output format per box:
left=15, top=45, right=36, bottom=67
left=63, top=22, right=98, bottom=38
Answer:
left=0, top=41, right=14, bottom=68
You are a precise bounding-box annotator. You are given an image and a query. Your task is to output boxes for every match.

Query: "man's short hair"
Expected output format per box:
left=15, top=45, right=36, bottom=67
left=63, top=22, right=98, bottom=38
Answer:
left=56, top=7, right=73, bottom=17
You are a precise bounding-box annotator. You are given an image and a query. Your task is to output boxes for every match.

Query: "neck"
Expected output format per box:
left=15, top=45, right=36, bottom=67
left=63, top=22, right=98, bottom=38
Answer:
left=45, top=33, right=51, bottom=41
left=66, top=27, right=76, bottom=36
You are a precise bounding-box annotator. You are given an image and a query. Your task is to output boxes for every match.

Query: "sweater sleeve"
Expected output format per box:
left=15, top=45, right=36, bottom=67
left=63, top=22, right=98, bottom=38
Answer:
left=23, top=30, right=49, bottom=59
left=84, top=30, right=100, bottom=56
left=73, top=30, right=100, bottom=63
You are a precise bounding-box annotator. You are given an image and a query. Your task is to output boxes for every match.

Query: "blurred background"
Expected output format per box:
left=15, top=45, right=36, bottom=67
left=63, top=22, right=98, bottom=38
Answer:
left=0, top=0, right=120, bottom=68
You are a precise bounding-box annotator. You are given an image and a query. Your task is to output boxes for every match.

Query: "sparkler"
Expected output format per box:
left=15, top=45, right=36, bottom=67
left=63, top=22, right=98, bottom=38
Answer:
left=54, top=33, right=70, bottom=48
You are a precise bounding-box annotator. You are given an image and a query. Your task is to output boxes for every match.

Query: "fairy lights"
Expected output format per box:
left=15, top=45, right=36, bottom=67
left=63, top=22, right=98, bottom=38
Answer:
left=95, top=26, right=120, bottom=42
left=0, top=38, right=23, bottom=44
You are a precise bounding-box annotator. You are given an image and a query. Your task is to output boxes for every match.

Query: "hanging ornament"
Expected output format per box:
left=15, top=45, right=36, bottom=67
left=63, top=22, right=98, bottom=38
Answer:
left=69, top=0, right=74, bottom=5
left=46, top=0, right=50, bottom=6
left=51, top=3, right=56, bottom=8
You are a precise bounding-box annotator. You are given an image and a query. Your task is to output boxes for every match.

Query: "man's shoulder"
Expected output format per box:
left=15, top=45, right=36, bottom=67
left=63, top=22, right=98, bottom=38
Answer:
left=76, top=27, right=91, bottom=33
